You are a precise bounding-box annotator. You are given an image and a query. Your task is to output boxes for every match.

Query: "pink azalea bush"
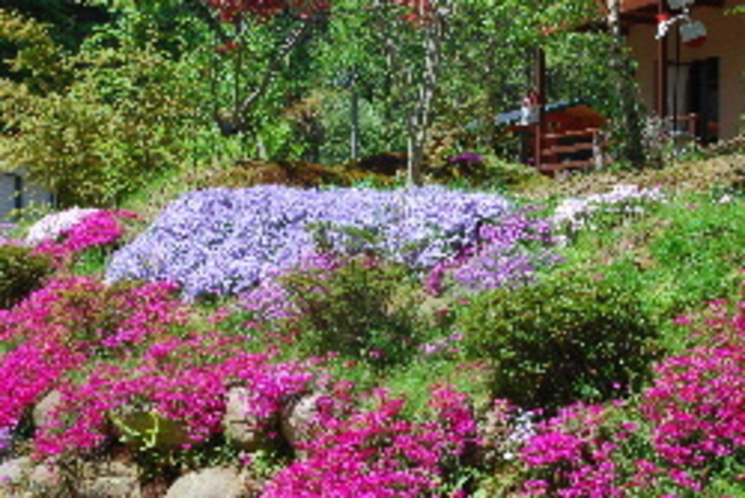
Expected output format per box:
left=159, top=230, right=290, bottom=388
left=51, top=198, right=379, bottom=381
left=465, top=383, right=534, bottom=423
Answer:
left=640, top=299, right=745, bottom=474
left=24, top=208, right=101, bottom=247
left=263, top=385, right=479, bottom=497
left=31, top=209, right=137, bottom=264
left=0, top=276, right=314, bottom=457
left=515, top=298, right=745, bottom=497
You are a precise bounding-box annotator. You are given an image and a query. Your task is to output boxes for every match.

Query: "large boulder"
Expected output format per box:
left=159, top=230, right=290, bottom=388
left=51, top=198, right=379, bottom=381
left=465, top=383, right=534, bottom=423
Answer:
left=32, top=390, right=63, bottom=433
left=279, top=392, right=325, bottom=455
left=222, top=387, right=278, bottom=452
left=164, top=467, right=249, bottom=498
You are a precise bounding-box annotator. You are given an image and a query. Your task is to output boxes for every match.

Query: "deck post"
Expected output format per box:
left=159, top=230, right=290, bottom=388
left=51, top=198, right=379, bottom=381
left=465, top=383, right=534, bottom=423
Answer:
left=656, top=0, right=669, bottom=118
left=535, top=46, right=546, bottom=170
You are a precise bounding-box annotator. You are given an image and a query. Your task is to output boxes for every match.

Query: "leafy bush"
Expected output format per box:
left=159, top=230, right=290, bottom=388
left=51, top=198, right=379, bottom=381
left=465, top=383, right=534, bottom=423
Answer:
left=277, top=255, right=424, bottom=368
left=0, top=10, right=202, bottom=207
left=0, top=245, right=52, bottom=309
left=506, top=298, right=745, bottom=497
left=455, top=271, right=659, bottom=410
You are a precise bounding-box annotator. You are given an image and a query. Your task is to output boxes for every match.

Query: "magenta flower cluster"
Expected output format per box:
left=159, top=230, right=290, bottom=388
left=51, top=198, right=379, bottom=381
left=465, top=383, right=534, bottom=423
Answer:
left=641, top=299, right=745, bottom=469
left=263, top=385, right=477, bottom=497
left=32, top=209, right=137, bottom=263
left=0, top=276, right=313, bottom=457
left=517, top=299, right=745, bottom=496
left=519, top=402, right=628, bottom=498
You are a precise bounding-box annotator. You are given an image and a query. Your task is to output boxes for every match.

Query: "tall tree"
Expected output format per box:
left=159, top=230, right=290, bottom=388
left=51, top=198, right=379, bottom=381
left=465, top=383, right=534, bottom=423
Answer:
left=605, top=0, right=645, bottom=166
left=200, top=0, right=330, bottom=149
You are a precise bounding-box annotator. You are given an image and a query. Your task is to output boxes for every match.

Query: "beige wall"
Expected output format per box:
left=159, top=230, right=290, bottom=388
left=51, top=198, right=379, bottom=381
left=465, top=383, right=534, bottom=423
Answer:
left=626, top=0, right=745, bottom=139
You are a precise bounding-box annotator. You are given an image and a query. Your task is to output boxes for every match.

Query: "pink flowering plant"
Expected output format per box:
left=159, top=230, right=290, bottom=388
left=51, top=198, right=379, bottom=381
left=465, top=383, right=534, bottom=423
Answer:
left=263, top=385, right=480, bottom=497
left=508, top=298, right=745, bottom=497
left=31, top=209, right=139, bottom=270
left=639, top=298, right=745, bottom=492
left=0, top=275, right=314, bottom=460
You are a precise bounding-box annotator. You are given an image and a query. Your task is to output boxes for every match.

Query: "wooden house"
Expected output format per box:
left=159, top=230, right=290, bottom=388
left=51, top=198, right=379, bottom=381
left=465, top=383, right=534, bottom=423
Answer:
left=498, top=100, right=608, bottom=173
left=607, top=0, right=744, bottom=142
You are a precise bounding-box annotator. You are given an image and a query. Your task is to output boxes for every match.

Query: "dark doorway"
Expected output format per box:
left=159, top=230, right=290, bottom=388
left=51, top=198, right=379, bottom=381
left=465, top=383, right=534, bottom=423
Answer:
left=688, top=57, right=719, bottom=143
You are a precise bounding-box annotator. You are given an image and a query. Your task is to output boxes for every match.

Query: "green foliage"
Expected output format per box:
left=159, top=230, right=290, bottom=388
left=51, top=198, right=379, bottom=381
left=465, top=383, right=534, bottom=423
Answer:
left=558, top=192, right=744, bottom=335
left=0, top=9, right=205, bottom=207
left=0, top=245, right=53, bottom=309
left=280, top=256, right=426, bottom=369
left=454, top=270, right=659, bottom=410
left=201, top=159, right=359, bottom=189
left=0, top=8, right=66, bottom=92
left=644, top=194, right=744, bottom=320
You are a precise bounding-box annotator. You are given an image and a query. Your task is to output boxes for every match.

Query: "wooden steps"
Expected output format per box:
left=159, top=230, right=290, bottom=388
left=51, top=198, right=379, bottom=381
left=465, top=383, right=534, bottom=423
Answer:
left=537, top=127, right=604, bottom=175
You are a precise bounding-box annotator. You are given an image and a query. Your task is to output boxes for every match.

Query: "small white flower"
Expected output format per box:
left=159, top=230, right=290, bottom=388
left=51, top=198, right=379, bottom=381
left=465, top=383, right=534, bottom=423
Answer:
left=25, top=208, right=100, bottom=247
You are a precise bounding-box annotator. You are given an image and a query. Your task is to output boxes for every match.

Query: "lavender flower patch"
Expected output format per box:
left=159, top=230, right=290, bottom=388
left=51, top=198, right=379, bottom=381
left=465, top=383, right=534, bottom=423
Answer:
left=105, top=185, right=512, bottom=299
left=426, top=211, right=562, bottom=294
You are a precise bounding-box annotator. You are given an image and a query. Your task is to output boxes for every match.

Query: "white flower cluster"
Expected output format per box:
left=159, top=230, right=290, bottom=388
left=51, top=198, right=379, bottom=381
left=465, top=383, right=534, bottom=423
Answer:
left=0, top=223, right=16, bottom=244
left=24, top=208, right=100, bottom=247
left=551, top=184, right=665, bottom=237
left=501, top=409, right=537, bottom=461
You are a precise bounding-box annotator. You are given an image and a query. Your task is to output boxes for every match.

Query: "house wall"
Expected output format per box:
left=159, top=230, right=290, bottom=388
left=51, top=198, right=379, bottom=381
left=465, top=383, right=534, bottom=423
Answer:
left=625, top=0, right=744, bottom=139
left=0, top=170, right=54, bottom=222
left=0, top=174, right=20, bottom=221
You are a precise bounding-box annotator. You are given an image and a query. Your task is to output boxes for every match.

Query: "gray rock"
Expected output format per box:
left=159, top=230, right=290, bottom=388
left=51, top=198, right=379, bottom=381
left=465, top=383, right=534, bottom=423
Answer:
left=164, top=467, right=248, bottom=498
left=78, top=461, right=141, bottom=498
left=0, top=457, right=61, bottom=497
left=280, top=392, right=324, bottom=452
left=32, top=390, right=62, bottom=432
left=0, top=456, right=32, bottom=489
left=223, top=387, right=276, bottom=451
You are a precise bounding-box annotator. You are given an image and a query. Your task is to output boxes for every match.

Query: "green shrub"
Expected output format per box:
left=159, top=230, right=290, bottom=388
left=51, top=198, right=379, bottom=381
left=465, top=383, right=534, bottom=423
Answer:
left=454, top=270, right=659, bottom=410
left=279, top=256, right=425, bottom=369
left=0, top=245, right=52, bottom=309
left=645, top=195, right=744, bottom=318
left=0, top=10, right=203, bottom=207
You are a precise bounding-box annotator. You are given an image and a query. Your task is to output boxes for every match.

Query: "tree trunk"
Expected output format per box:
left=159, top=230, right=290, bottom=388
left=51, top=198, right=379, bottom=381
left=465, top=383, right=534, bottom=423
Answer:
left=607, top=0, right=646, bottom=167
left=406, top=5, right=443, bottom=186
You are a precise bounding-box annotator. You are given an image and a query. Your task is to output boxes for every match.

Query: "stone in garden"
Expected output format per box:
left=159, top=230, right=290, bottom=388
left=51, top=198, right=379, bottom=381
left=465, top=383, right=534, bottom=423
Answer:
left=32, top=390, right=62, bottom=433
left=164, top=467, right=248, bottom=498
left=0, top=457, right=61, bottom=497
left=0, top=457, right=31, bottom=493
left=78, top=460, right=141, bottom=498
left=280, top=392, right=324, bottom=454
left=223, top=387, right=277, bottom=452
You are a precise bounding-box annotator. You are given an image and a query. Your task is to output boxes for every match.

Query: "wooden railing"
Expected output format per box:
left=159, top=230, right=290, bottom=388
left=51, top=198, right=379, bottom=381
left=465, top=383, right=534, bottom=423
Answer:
left=537, top=127, right=606, bottom=174
left=666, top=113, right=698, bottom=138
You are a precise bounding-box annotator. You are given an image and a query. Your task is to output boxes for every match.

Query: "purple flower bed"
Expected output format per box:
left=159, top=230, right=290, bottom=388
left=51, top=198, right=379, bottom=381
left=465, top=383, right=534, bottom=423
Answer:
left=105, top=186, right=513, bottom=299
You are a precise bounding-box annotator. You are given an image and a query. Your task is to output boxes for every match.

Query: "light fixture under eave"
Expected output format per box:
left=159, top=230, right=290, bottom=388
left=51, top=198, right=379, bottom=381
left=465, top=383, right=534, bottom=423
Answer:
left=680, top=19, right=707, bottom=47
left=667, top=0, right=694, bottom=11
